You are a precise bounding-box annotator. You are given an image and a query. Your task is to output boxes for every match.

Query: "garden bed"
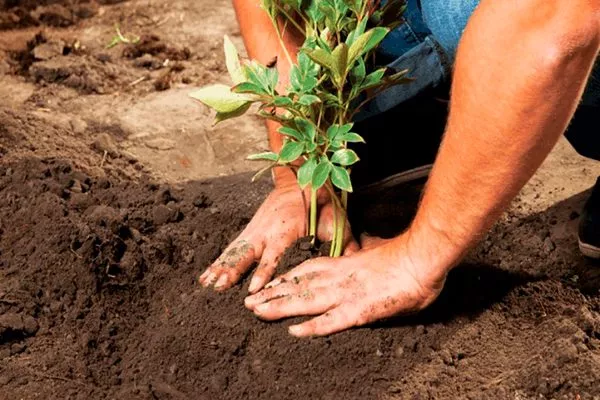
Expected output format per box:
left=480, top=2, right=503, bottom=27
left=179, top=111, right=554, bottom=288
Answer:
left=0, top=0, right=599, bottom=399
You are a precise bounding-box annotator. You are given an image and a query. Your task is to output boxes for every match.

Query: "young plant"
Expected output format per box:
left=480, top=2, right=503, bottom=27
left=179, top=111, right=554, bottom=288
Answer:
left=190, top=0, right=410, bottom=257
left=106, top=24, right=140, bottom=49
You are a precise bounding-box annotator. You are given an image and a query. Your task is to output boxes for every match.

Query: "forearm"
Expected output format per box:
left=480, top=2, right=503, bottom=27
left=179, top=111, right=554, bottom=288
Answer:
left=232, top=0, right=304, bottom=185
left=404, top=0, right=600, bottom=277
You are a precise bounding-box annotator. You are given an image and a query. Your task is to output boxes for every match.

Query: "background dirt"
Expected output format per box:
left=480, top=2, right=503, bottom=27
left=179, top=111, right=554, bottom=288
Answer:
left=1, top=1, right=600, bottom=399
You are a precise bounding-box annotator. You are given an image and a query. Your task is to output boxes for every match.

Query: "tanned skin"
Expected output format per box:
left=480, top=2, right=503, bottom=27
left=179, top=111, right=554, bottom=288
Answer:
left=202, top=0, right=600, bottom=337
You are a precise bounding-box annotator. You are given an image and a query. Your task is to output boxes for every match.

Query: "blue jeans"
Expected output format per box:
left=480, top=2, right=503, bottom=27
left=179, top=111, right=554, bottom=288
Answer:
left=357, top=0, right=600, bottom=160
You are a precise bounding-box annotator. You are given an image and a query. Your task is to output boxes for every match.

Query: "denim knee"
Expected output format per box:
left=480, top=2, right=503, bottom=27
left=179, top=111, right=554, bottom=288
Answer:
left=420, top=0, right=480, bottom=62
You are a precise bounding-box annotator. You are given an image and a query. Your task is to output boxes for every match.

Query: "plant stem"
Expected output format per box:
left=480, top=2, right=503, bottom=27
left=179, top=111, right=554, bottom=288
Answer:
left=310, top=188, right=318, bottom=244
left=270, top=17, right=294, bottom=67
left=329, top=201, right=339, bottom=257
left=332, top=190, right=348, bottom=257
left=275, top=4, right=307, bottom=34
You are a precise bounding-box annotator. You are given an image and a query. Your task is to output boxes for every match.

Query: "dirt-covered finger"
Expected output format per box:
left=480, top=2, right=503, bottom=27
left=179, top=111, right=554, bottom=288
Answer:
left=245, top=271, right=331, bottom=309
left=253, top=287, right=339, bottom=321
left=264, top=257, right=334, bottom=288
left=288, top=305, right=359, bottom=337
left=248, top=245, right=287, bottom=294
left=200, top=239, right=257, bottom=289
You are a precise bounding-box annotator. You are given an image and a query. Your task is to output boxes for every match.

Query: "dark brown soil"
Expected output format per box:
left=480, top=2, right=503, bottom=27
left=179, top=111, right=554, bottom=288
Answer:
left=0, top=0, right=599, bottom=399
left=0, top=0, right=108, bottom=30
left=0, top=150, right=599, bottom=399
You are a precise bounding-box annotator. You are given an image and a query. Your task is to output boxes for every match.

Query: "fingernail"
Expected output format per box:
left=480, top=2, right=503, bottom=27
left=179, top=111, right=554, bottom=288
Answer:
left=248, top=277, right=262, bottom=294
left=244, top=296, right=255, bottom=309
left=201, top=272, right=216, bottom=287
left=199, top=269, right=210, bottom=283
left=254, top=303, right=268, bottom=315
left=214, top=275, right=228, bottom=289
left=288, top=325, right=302, bottom=336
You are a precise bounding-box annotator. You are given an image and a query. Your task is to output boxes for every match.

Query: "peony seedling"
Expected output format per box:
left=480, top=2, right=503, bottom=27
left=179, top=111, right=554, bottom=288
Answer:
left=191, top=0, right=411, bottom=256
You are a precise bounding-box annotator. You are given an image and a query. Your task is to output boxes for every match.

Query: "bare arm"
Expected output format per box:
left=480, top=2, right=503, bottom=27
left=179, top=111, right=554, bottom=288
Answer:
left=232, top=0, right=304, bottom=185
left=407, top=0, right=600, bottom=281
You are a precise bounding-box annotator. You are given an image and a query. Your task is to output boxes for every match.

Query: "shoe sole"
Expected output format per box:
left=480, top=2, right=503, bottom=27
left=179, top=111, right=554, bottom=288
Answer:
left=355, top=164, right=433, bottom=194
left=578, top=240, right=600, bottom=259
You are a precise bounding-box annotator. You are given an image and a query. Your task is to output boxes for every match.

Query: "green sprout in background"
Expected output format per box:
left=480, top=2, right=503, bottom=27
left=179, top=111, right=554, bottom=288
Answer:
left=106, top=24, right=140, bottom=49
left=191, top=0, right=410, bottom=257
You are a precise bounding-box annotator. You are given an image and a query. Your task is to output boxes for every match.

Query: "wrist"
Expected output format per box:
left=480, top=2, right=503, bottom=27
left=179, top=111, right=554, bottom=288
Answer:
left=271, top=166, right=298, bottom=188
left=399, top=213, right=468, bottom=281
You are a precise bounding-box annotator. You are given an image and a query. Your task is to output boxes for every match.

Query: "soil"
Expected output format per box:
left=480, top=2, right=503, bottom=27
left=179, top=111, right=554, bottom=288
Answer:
left=1, top=1, right=600, bottom=399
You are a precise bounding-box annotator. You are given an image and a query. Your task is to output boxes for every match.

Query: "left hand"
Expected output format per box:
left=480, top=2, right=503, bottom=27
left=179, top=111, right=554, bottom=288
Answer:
left=244, top=234, right=448, bottom=337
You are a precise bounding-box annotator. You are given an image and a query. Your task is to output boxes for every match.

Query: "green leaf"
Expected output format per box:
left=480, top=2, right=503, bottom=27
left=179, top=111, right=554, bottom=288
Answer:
left=337, top=132, right=365, bottom=143
left=244, top=61, right=278, bottom=95
left=273, top=96, right=293, bottom=107
left=331, top=166, right=353, bottom=192
left=223, top=35, right=245, bottom=84
left=213, top=102, right=251, bottom=124
left=294, top=118, right=316, bottom=142
left=251, top=163, right=275, bottom=182
left=383, top=68, right=413, bottom=86
left=279, top=126, right=304, bottom=141
left=348, top=27, right=389, bottom=66
left=304, top=47, right=334, bottom=71
left=342, top=0, right=361, bottom=14
left=350, top=58, right=366, bottom=84
left=260, top=0, right=276, bottom=16
left=299, top=52, right=320, bottom=75
left=326, top=123, right=354, bottom=141
left=298, top=94, right=321, bottom=106
left=232, top=82, right=269, bottom=96
left=306, top=0, right=325, bottom=24
left=190, top=84, right=252, bottom=113
left=346, top=16, right=367, bottom=46
left=247, top=151, right=278, bottom=161
left=329, top=140, right=342, bottom=151
left=291, top=53, right=320, bottom=94
left=279, top=141, right=304, bottom=163
left=320, top=92, right=342, bottom=107
left=331, top=149, right=359, bottom=166
left=312, top=160, right=332, bottom=190
left=360, top=68, right=386, bottom=91
left=331, top=43, right=349, bottom=86
left=297, top=157, right=318, bottom=188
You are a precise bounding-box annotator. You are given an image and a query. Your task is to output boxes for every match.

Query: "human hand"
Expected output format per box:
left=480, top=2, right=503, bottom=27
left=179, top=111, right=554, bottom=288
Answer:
left=244, top=234, right=448, bottom=337
left=199, top=181, right=358, bottom=293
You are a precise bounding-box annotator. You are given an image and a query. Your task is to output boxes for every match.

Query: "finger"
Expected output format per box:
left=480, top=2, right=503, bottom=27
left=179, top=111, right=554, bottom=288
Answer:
left=245, top=270, right=329, bottom=309
left=199, top=239, right=258, bottom=290
left=343, top=239, right=360, bottom=255
left=288, top=305, right=360, bottom=337
left=248, top=244, right=286, bottom=294
left=264, top=257, right=334, bottom=289
left=253, top=287, right=339, bottom=321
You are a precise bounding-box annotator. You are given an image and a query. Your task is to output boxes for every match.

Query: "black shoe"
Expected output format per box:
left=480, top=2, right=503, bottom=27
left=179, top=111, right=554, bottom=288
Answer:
left=579, top=177, right=600, bottom=259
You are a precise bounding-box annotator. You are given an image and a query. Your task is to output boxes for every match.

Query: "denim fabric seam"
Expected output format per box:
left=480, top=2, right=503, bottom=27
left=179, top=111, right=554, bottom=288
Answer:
left=424, top=36, right=452, bottom=81
left=398, top=17, right=423, bottom=47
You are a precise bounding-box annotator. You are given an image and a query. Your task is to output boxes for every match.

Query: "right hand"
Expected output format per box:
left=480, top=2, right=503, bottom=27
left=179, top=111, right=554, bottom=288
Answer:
left=198, top=180, right=359, bottom=294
